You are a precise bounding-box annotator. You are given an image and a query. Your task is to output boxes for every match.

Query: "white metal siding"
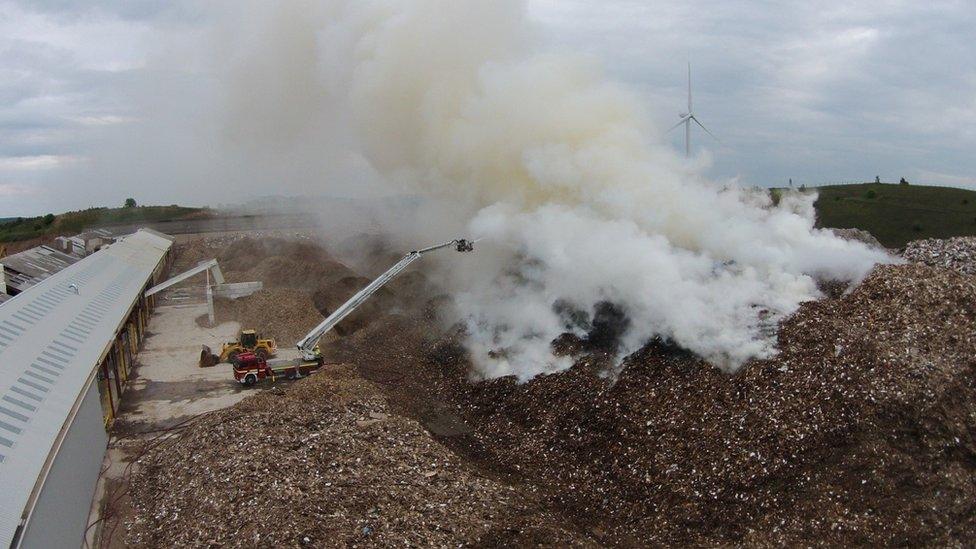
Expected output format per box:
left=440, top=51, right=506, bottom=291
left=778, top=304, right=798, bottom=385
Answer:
left=17, top=382, right=107, bottom=549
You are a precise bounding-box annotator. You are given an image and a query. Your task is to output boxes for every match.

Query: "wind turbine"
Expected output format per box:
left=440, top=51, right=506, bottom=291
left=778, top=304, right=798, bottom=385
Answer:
left=669, top=63, right=718, bottom=157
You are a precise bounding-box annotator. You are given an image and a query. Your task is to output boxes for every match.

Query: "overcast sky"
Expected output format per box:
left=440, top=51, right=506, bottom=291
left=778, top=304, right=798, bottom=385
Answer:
left=1, top=0, right=975, bottom=216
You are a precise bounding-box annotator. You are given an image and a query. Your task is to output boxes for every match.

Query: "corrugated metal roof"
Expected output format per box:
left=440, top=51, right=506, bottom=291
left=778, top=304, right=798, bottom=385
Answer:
left=1, top=246, right=82, bottom=282
left=78, top=228, right=115, bottom=241
left=0, top=229, right=172, bottom=547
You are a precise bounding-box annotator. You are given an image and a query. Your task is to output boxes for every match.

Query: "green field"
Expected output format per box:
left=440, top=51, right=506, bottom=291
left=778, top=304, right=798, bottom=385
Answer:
left=4, top=184, right=975, bottom=251
left=803, top=183, right=976, bottom=248
left=0, top=205, right=208, bottom=244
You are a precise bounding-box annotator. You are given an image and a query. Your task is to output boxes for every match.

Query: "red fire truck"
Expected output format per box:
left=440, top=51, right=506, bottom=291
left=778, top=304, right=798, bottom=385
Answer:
left=232, top=352, right=322, bottom=387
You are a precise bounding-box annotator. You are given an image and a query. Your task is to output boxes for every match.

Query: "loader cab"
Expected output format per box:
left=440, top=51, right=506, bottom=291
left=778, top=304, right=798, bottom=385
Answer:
left=239, top=330, right=258, bottom=348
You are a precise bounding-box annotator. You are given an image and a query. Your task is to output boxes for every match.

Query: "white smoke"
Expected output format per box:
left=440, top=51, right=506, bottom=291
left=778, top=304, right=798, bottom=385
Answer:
left=215, top=0, right=894, bottom=377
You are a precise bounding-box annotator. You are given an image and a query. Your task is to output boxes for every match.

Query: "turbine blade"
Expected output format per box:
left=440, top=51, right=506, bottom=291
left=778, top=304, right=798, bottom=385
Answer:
left=691, top=116, right=719, bottom=142
left=667, top=116, right=689, bottom=132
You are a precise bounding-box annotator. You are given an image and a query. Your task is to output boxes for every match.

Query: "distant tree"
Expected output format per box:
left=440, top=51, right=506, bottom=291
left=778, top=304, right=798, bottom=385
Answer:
left=866, top=190, right=877, bottom=199
left=875, top=176, right=881, bottom=183
left=124, top=198, right=137, bottom=208
left=962, top=199, right=969, bottom=205
left=799, top=184, right=807, bottom=191
left=43, top=213, right=55, bottom=226
left=899, top=177, right=909, bottom=185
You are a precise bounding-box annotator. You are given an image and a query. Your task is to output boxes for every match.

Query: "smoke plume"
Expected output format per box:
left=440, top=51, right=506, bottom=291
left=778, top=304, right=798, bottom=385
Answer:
left=213, top=0, right=894, bottom=377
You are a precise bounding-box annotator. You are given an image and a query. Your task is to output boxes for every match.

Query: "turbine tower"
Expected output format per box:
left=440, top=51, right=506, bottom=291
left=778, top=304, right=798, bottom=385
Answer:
left=669, top=63, right=718, bottom=157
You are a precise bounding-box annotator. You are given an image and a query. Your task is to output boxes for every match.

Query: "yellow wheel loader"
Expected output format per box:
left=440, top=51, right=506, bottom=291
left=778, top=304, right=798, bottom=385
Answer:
left=200, top=329, right=277, bottom=367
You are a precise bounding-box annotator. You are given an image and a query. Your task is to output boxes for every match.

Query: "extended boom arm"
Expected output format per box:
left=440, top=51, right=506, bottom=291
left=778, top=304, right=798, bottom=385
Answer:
left=296, top=238, right=473, bottom=360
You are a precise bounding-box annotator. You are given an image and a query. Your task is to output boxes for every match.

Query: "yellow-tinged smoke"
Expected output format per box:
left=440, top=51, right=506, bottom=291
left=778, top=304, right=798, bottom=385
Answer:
left=219, top=0, right=894, bottom=377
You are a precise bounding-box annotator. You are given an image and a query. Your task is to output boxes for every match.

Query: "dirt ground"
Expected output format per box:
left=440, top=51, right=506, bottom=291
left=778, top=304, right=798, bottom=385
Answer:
left=116, top=233, right=976, bottom=547
left=115, top=304, right=244, bottom=430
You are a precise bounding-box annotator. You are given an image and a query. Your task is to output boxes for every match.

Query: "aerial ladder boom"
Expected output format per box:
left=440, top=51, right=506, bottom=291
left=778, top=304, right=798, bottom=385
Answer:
left=296, top=238, right=473, bottom=360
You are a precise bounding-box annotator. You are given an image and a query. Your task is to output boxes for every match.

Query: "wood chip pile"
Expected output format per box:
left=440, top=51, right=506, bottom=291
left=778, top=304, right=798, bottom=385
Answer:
left=334, top=262, right=976, bottom=546
left=828, top=227, right=887, bottom=250
left=178, top=233, right=419, bottom=344
left=903, top=236, right=976, bottom=275
left=446, top=263, right=976, bottom=545
left=125, top=366, right=595, bottom=547
left=130, top=235, right=976, bottom=546
left=206, top=288, right=326, bottom=345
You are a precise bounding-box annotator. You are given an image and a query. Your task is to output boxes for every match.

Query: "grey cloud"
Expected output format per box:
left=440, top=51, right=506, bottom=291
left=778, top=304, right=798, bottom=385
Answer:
left=1, top=0, right=975, bottom=216
left=531, top=0, right=976, bottom=187
left=8, top=0, right=192, bottom=22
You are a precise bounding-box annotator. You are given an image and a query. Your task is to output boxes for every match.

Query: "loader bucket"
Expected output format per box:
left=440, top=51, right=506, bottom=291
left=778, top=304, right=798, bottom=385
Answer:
left=199, top=345, right=219, bottom=368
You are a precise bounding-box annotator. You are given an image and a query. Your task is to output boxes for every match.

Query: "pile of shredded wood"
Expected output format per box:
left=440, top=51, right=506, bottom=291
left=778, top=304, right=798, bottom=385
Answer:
left=205, top=288, right=325, bottom=345
left=828, top=227, right=887, bottom=250
left=336, top=261, right=976, bottom=546
left=182, top=233, right=418, bottom=343
left=903, top=236, right=976, bottom=275
left=129, top=237, right=976, bottom=546
left=441, top=263, right=976, bottom=545
left=125, top=366, right=595, bottom=547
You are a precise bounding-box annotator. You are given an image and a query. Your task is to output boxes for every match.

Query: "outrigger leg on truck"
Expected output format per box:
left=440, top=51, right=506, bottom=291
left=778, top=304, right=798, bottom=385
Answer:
left=232, top=238, right=475, bottom=387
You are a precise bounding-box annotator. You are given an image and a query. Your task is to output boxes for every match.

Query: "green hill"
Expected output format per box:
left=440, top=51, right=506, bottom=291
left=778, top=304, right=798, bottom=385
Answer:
left=792, top=183, right=976, bottom=248
left=0, top=205, right=209, bottom=244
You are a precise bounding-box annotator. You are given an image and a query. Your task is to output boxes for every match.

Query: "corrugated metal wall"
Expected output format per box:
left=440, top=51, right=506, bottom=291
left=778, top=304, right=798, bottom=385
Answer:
left=18, top=381, right=107, bottom=548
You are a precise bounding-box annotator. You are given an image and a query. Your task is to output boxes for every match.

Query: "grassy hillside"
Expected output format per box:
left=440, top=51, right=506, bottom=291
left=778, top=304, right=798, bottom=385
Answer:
left=0, top=205, right=209, bottom=244
left=793, top=183, right=976, bottom=248
left=5, top=185, right=974, bottom=251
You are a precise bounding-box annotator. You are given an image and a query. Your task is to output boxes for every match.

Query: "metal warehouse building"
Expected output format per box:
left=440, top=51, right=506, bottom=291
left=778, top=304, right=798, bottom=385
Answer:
left=0, top=229, right=173, bottom=548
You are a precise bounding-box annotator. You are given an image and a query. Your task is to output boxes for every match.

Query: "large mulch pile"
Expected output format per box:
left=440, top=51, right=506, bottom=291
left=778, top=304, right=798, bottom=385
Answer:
left=331, top=262, right=976, bottom=546
left=829, top=227, right=887, bottom=250
left=125, top=365, right=596, bottom=547
left=441, top=263, right=976, bottom=546
left=135, top=236, right=976, bottom=547
left=206, top=288, right=326, bottom=345
left=903, top=236, right=976, bottom=275
left=181, top=233, right=423, bottom=344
